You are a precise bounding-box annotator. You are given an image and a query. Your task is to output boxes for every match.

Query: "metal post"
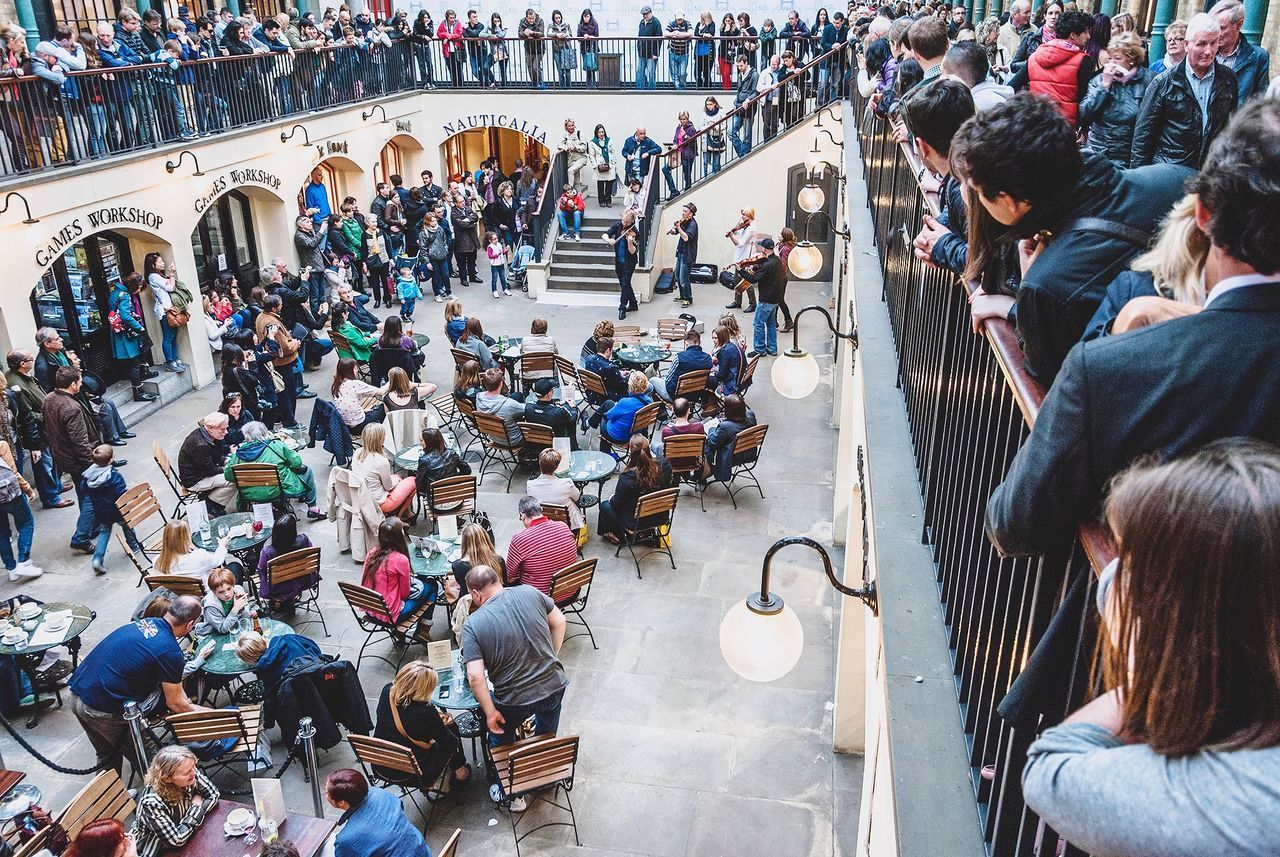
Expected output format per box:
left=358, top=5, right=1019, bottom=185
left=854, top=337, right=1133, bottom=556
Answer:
left=1242, top=0, right=1268, bottom=47
left=123, top=701, right=149, bottom=775
left=1100, top=0, right=1119, bottom=16
left=298, top=717, right=325, bottom=818
left=13, top=0, right=40, bottom=51
left=1147, top=0, right=1180, bottom=63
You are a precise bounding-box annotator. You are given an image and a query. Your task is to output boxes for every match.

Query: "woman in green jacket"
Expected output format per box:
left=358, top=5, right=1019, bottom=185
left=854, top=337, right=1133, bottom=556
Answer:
left=223, top=421, right=324, bottom=519
left=329, top=303, right=378, bottom=363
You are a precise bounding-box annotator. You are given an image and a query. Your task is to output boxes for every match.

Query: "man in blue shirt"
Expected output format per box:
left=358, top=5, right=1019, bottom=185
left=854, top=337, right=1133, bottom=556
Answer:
left=303, top=168, right=332, bottom=227
left=327, top=769, right=430, bottom=857
left=660, top=328, right=713, bottom=401
left=69, top=595, right=208, bottom=773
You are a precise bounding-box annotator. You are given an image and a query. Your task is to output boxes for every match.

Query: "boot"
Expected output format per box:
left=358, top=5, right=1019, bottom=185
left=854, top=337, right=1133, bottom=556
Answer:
left=141, top=365, right=159, bottom=380
left=132, top=385, right=157, bottom=402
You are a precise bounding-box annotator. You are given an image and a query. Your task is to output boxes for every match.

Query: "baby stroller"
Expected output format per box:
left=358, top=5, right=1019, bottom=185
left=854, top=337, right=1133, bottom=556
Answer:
left=510, top=239, right=535, bottom=293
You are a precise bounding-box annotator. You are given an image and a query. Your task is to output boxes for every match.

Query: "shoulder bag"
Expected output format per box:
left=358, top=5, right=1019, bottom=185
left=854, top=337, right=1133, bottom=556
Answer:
left=390, top=700, right=437, bottom=749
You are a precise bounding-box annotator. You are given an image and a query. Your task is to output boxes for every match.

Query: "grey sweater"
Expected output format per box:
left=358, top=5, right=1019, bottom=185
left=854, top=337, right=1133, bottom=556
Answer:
left=1023, top=722, right=1280, bottom=857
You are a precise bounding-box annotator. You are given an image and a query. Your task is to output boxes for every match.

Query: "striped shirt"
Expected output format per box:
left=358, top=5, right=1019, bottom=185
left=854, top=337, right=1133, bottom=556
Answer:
left=505, top=517, right=579, bottom=596
left=131, top=769, right=220, bottom=857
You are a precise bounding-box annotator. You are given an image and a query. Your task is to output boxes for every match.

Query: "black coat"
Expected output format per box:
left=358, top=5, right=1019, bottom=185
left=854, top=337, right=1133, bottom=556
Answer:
left=450, top=204, right=481, bottom=254
left=1130, top=59, right=1238, bottom=169
left=178, top=427, right=227, bottom=488
left=223, top=365, right=265, bottom=423
left=7, top=388, right=42, bottom=451
left=1006, top=153, right=1192, bottom=385
left=270, top=656, right=372, bottom=750
left=930, top=174, right=968, bottom=276
left=607, top=459, right=674, bottom=530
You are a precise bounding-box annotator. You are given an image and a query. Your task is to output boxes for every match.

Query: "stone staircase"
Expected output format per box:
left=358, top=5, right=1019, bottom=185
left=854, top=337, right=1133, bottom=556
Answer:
left=105, top=364, right=194, bottom=426
left=546, top=210, right=619, bottom=295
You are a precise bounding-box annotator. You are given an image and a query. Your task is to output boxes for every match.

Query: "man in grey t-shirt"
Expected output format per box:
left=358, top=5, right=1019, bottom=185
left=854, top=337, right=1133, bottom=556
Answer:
left=462, top=564, right=568, bottom=751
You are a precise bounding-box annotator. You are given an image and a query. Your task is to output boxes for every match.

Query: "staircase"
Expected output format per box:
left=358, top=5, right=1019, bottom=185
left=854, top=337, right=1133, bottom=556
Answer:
left=545, top=202, right=621, bottom=302
left=105, top=365, right=193, bottom=426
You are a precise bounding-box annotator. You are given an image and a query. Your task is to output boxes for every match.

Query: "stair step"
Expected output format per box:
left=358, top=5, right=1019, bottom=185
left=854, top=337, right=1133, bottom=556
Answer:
left=554, top=249, right=616, bottom=266
left=549, top=262, right=616, bottom=277
left=105, top=369, right=194, bottom=427
left=547, top=275, right=620, bottom=292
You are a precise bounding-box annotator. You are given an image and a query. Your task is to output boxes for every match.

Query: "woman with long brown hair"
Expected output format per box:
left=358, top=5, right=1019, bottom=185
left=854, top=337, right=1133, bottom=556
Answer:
left=598, top=434, right=673, bottom=543
left=329, top=356, right=387, bottom=431
left=361, top=516, right=429, bottom=623
left=1022, top=439, right=1280, bottom=856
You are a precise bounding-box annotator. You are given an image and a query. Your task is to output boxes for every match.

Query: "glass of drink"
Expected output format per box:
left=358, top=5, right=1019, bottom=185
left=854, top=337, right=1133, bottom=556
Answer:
left=252, top=519, right=264, bottom=534
left=216, top=520, right=229, bottom=540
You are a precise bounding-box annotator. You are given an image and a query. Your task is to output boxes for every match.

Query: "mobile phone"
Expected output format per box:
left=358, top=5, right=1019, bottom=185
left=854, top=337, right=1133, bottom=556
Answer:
left=439, top=687, right=451, bottom=699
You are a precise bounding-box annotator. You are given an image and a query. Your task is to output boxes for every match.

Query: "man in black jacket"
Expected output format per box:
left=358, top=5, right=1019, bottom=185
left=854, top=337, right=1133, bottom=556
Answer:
left=903, top=78, right=975, bottom=277
left=730, top=54, right=760, bottom=156
left=523, top=379, right=580, bottom=451
left=986, top=97, right=1280, bottom=724
left=738, top=237, right=784, bottom=357
left=1130, top=13, right=1238, bottom=169
left=957, top=93, right=1191, bottom=385
left=177, top=412, right=236, bottom=511
left=263, top=258, right=331, bottom=375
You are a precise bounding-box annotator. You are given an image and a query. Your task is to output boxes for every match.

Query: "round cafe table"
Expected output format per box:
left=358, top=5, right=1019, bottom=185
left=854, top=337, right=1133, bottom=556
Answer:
left=0, top=600, right=95, bottom=727
left=200, top=617, right=294, bottom=676
left=391, top=431, right=460, bottom=473
left=193, top=512, right=273, bottom=599
left=561, top=449, right=620, bottom=509
left=408, top=534, right=459, bottom=580
left=615, top=344, right=669, bottom=371
left=410, top=333, right=431, bottom=350
left=493, top=336, right=524, bottom=388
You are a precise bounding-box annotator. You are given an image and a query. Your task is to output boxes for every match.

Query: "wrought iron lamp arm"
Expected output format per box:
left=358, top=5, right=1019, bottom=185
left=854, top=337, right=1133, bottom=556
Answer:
left=280, top=124, right=310, bottom=144
left=0, top=192, right=38, bottom=224
left=163, top=150, right=204, bottom=175
left=751, top=536, right=876, bottom=614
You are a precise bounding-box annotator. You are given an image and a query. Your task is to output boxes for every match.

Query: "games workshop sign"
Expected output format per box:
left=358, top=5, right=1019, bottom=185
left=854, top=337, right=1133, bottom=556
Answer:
left=195, top=169, right=284, bottom=214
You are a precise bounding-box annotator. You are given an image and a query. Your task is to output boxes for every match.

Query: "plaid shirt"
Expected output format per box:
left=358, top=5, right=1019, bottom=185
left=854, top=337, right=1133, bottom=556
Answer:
left=131, top=770, right=220, bottom=857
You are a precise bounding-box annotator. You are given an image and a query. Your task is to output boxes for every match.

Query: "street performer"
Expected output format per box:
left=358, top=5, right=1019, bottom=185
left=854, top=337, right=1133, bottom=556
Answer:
left=737, top=237, right=783, bottom=357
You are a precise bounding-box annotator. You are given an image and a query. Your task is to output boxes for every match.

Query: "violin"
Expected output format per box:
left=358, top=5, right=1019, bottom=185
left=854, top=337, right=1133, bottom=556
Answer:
left=725, top=217, right=750, bottom=239
left=733, top=251, right=770, bottom=293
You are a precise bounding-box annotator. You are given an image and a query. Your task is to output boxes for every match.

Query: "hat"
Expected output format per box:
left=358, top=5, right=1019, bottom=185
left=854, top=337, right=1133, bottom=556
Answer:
left=758, top=237, right=776, bottom=249
left=33, top=41, right=58, bottom=57
left=674, top=10, right=685, bottom=18
left=532, top=378, right=556, bottom=396
left=641, top=5, right=652, bottom=12
left=684, top=202, right=697, bottom=215
left=178, top=4, right=190, bottom=13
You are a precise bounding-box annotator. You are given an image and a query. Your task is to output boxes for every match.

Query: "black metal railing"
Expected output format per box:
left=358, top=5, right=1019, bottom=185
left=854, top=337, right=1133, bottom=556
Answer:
left=849, top=86, right=1115, bottom=857
left=530, top=152, right=568, bottom=263
left=0, top=35, right=848, bottom=181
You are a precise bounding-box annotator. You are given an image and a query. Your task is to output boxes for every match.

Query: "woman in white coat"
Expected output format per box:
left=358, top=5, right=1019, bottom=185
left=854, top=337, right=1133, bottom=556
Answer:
left=588, top=123, right=617, bottom=207
left=525, top=448, right=585, bottom=535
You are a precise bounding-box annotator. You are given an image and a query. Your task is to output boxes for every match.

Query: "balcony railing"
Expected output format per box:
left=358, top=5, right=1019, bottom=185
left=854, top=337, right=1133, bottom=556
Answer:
left=849, top=86, right=1115, bottom=856
left=0, top=36, right=846, bottom=181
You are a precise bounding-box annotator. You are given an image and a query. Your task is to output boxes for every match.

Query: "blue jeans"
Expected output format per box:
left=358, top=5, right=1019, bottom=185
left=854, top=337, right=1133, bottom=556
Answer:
left=662, top=160, right=692, bottom=196
left=307, top=271, right=327, bottom=314
left=71, top=478, right=95, bottom=547
left=160, top=85, right=191, bottom=137
left=489, top=686, right=566, bottom=748
left=703, top=150, right=722, bottom=174
left=14, top=444, right=61, bottom=507
left=304, top=335, right=333, bottom=367
left=0, top=496, right=34, bottom=568
left=93, top=522, right=142, bottom=566
left=675, top=253, right=693, bottom=302
left=429, top=259, right=450, bottom=297
left=557, top=209, right=582, bottom=237
left=400, top=297, right=416, bottom=319
left=290, top=465, right=318, bottom=506
left=490, top=264, right=508, bottom=294
left=730, top=112, right=753, bottom=156
left=753, top=301, right=778, bottom=355
left=636, top=57, right=657, bottom=90
left=669, top=52, right=688, bottom=89
left=85, top=103, right=107, bottom=156
left=160, top=316, right=180, bottom=363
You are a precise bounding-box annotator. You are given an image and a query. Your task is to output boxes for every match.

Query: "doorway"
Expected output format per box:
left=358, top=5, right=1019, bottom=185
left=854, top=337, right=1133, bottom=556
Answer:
left=31, top=231, right=132, bottom=384
left=190, top=189, right=260, bottom=291
left=785, top=164, right=838, bottom=282
left=441, top=127, right=549, bottom=183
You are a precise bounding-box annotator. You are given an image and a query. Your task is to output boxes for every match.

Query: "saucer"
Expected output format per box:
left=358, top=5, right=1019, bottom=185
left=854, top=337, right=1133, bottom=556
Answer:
left=43, top=618, right=70, bottom=633
left=14, top=603, right=41, bottom=620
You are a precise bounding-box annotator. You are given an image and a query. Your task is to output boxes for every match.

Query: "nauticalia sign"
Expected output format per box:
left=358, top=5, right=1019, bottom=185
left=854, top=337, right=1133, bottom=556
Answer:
left=441, top=114, right=548, bottom=144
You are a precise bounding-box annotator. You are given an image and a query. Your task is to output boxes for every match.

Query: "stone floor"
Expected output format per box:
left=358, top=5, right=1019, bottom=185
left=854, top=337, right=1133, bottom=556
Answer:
left=0, top=261, right=861, bottom=856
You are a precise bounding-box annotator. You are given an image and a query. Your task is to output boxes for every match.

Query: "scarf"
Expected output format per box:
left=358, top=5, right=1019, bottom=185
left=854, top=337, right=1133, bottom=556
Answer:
left=592, top=136, right=610, bottom=163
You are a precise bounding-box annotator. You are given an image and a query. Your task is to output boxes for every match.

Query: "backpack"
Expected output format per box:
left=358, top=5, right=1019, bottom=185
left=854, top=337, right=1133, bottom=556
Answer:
left=0, top=463, right=22, bottom=504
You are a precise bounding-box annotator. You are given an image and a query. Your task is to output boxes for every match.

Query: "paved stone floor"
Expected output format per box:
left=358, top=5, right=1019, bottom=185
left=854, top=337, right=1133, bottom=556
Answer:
left=0, top=263, right=861, bottom=856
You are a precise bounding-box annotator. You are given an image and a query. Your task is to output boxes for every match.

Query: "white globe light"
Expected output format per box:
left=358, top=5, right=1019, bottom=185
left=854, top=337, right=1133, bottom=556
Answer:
left=797, top=184, right=825, bottom=214
left=788, top=241, right=823, bottom=280
left=719, top=598, right=805, bottom=682
left=771, top=351, right=821, bottom=399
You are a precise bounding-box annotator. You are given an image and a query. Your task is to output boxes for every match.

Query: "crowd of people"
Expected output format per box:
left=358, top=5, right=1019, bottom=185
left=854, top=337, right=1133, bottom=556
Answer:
left=850, top=0, right=1279, bottom=852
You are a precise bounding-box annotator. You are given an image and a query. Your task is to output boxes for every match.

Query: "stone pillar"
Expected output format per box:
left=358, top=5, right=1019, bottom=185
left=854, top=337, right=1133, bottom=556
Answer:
left=1101, top=0, right=1119, bottom=14
left=1243, top=0, right=1268, bottom=45
left=13, top=0, right=39, bottom=50
left=991, top=0, right=1005, bottom=20
left=1148, top=0, right=1181, bottom=64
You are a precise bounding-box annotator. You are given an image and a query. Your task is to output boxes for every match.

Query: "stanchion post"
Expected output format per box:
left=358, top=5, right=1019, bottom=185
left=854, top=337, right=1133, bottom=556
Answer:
left=123, top=701, right=149, bottom=776
left=299, top=717, right=324, bottom=818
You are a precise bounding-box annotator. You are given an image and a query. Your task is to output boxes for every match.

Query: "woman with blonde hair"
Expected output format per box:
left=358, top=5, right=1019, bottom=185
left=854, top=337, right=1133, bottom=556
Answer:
left=1083, top=194, right=1207, bottom=340
left=131, top=745, right=219, bottom=856
left=451, top=520, right=504, bottom=592
left=154, top=519, right=235, bottom=587
left=372, top=660, right=470, bottom=792
left=581, top=318, right=615, bottom=361
left=443, top=298, right=467, bottom=344
left=352, top=423, right=418, bottom=516
left=452, top=359, right=482, bottom=405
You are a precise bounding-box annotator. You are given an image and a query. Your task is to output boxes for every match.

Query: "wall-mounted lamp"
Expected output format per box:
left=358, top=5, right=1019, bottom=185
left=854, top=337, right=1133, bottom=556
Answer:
left=720, top=536, right=876, bottom=682
left=769, top=304, right=857, bottom=399
left=0, top=191, right=39, bottom=224
left=813, top=104, right=841, bottom=129
left=361, top=104, right=388, bottom=123
left=797, top=181, right=826, bottom=214
left=280, top=124, right=310, bottom=145
left=163, top=150, right=205, bottom=176
left=788, top=211, right=851, bottom=288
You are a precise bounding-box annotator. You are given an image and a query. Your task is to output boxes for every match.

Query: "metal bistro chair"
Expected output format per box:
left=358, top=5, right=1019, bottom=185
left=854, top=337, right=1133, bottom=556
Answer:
left=337, top=581, right=433, bottom=670
left=615, top=487, right=680, bottom=578
left=166, top=704, right=267, bottom=783
left=454, top=396, right=484, bottom=463
left=228, top=462, right=286, bottom=510
left=430, top=393, right=468, bottom=438
left=11, top=769, right=137, bottom=857
left=663, top=432, right=709, bottom=511
left=438, top=829, right=462, bottom=857
left=518, top=351, right=556, bottom=395
left=655, top=317, right=689, bottom=341
left=114, top=483, right=169, bottom=554
left=554, top=355, right=581, bottom=391
left=710, top=424, right=769, bottom=509
left=423, top=474, right=478, bottom=531
left=144, top=574, right=205, bottom=599
left=487, top=735, right=582, bottom=856
left=472, top=411, right=524, bottom=490
left=737, top=353, right=761, bottom=400
left=348, top=734, right=446, bottom=832
left=266, top=546, right=328, bottom=636
left=450, top=347, right=476, bottom=370
left=514, top=421, right=555, bottom=467
left=550, top=558, right=598, bottom=649
left=601, top=402, right=662, bottom=459
left=540, top=503, right=583, bottom=559
left=115, top=530, right=153, bottom=586
left=574, top=367, right=609, bottom=427
left=152, top=441, right=198, bottom=518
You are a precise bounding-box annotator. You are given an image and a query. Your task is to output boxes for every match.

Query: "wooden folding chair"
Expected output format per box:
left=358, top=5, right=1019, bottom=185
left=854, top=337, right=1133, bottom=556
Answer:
left=337, top=581, right=433, bottom=670
left=438, top=829, right=462, bottom=857
left=228, top=463, right=285, bottom=509
left=115, top=530, right=153, bottom=586
left=663, top=432, right=708, bottom=511
left=166, top=705, right=267, bottom=782
left=737, top=354, right=761, bottom=399
left=518, top=351, right=556, bottom=394
left=674, top=368, right=713, bottom=414
left=422, top=474, right=477, bottom=530
left=615, top=487, right=680, bottom=577
left=450, top=347, right=476, bottom=369
left=430, top=393, right=466, bottom=437
left=55, top=769, right=136, bottom=841
left=488, top=735, right=582, bottom=856
left=453, top=397, right=484, bottom=462
left=540, top=503, right=583, bottom=559
left=152, top=441, right=198, bottom=519
left=629, top=402, right=662, bottom=439
left=612, top=324, right=643, bottom=345
left=144, top=574, right=205, bottom=599
left=550, top=558, right=597, bottom=649
left=711, top=424, right=769, bottom=508
left=266, top=546, right=327, bottom=636
left=514, top=421, right=555, bottom=465
left=554, top=356, right=581, bottom=391
left=348, top=734, right=442, bottom=830
left=656, top=317, right=689, bottom=341
left=115, top=483, right=168, bottom=554
left=574, top=367, right=609, bottom=425
left=473, top=411, right=524, bottom=490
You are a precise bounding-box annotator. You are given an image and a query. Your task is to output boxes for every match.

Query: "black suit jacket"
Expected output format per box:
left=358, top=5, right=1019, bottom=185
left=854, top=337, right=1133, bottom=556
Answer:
left=988, top=283, right=1280, bottom=558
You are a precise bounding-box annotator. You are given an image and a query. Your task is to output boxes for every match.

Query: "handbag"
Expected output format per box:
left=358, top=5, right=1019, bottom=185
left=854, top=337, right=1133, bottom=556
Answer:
left=390, top=700, right=436, bottom=750
left=582, top=50, right=597, bottom=71
left=265, top=361, right=287, bottom=393
left=165, top=307, right=191, bottom=327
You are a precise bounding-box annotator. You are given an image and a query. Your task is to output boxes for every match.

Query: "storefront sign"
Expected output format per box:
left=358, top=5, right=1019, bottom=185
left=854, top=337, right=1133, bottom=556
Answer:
left=395, top=119, right=413, bottom=133
left=441, top=114, right=548, bottom=144
left=194, top=168, right=284, bottom=214
left=35, top=207, right=164, bottom=268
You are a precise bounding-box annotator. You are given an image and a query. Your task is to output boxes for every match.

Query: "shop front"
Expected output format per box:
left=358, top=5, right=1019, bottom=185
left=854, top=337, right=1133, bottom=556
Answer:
left=31, top=231, right=132, bottom=385
left=190, top=189, right=261, bottom=291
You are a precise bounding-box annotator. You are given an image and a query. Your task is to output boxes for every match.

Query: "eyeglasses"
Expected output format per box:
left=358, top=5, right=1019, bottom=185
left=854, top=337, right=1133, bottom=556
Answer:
left=1169, top=36, right=1186, bottom=42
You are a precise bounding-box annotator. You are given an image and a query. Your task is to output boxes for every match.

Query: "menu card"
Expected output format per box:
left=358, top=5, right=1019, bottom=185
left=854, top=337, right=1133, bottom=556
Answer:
left=252, top=778, right=286, bottom=832
left=437, top=514, right=458, bottom=542
left=427, top=640, right=453, bottom=673
left=252, top=503, right=274, bottom=530
left=187, top=501, right=208, bottom=536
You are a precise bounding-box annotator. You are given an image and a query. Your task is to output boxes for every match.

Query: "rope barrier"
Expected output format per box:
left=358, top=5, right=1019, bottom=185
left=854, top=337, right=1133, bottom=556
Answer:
left=0, top=713, right=110, bottom=776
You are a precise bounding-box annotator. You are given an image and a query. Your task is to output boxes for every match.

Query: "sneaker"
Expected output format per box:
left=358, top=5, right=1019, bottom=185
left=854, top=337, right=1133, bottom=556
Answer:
left=680, top=299, right=692, bottom=308
left=91, top=559, right=106, bottom=576
left=503, top=289, right=512, bottom=296
left=434, top=295, right=443, bottom=303
left=489, top=784, right=528, bottom=812
left=306, top=507, right=326, bottom=521
left=9, top=561, right=42, bottom=581
left=69, top=541, right=93, bottom=555
left=493, top=292, right=501, bottom=299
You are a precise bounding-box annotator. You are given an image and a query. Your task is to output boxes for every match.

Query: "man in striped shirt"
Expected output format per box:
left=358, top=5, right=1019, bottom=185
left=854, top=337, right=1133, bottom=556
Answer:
left=505, top=496, right=579, bottom=596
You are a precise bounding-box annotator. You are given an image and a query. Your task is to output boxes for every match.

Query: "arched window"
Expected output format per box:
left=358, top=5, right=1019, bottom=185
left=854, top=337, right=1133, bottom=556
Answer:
left=375, top=141, right=403, bottom=188
left=299, top=162, right=339, bottom=218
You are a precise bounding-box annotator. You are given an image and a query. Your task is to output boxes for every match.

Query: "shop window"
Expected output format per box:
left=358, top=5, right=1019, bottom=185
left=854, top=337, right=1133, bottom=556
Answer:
left=375, top=141, right=403, bottom=188
left=191, top=190, right=260, bottom=292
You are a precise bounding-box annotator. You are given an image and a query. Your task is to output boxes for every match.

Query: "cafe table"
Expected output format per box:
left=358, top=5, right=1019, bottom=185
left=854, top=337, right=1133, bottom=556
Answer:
left=0, top=600, right=95, bottom=727
left=430, top=648, right=487, bottom=762
left=615, top=343, right=670, bottom=372
left=560, top=449, right=620, bottom=509
left=410, top=332, right=431, bottom=350
left=195, top=616, right=293, bottom=706
left=492, top=336, right=524, bottom=388
left=177, top=800, right=336, bottom=857
left=193, top=512, right=273, bottom=597
left=391, top=430, right=460, bottom=473
left=408, top=534, right=459, bottom=581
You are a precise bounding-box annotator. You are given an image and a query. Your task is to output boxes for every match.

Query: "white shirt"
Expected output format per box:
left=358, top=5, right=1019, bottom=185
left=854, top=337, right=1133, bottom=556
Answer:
left=526, top=474, right=583, bottom=529
left=351, top=451, right=396, bottom=504
left=1202, top=274, right=1280, bottom=309
left=149, top=273, right=175, bottom=319
left=732, top=222, right=758, bottom=264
